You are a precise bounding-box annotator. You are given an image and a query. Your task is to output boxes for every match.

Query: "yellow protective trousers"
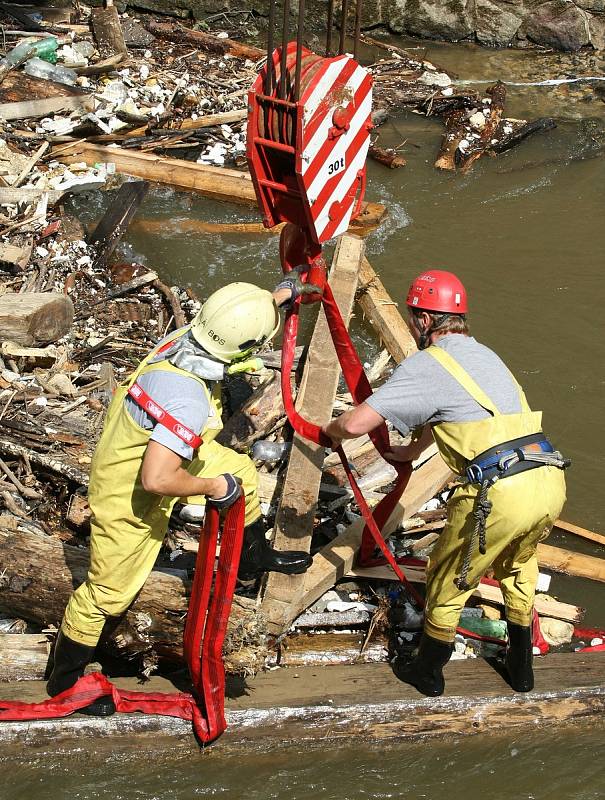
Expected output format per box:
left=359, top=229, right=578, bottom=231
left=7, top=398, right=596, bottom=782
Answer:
left=422, top=346, right=566, bottom=644
left=62, top=329, right=261, bottom=648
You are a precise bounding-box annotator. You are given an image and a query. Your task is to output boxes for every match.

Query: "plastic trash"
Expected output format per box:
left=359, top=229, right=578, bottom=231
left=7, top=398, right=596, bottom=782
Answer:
left=24, top=56, right=77, bottom=86
left=251, top=440, right=292, bottom=463
left=0, top=36, right=58, bottom=70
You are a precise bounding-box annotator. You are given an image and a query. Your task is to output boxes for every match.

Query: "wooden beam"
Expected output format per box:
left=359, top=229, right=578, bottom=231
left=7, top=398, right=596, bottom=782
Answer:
left=261, top=234, right=365, bottom=635
left=537, top=543, right=605, bottom=584
left=287, top=452, right=453, bottom=630
left=349, top=565, right=584, bottom=624
left=54, top=143, right=386, bottom=235
left=87, top=180, right=149, bottom=270
left=357, top=257, right=416, bottom=363
left=554, top=519, right=605, bottom=548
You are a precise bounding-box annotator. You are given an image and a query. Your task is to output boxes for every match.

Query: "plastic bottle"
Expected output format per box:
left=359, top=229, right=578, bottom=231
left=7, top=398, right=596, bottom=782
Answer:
left=251, top=440, right=292, bottom=463
left=24, top=56, right=77, bottom=86
left=0, top=36, right=58, bottom=68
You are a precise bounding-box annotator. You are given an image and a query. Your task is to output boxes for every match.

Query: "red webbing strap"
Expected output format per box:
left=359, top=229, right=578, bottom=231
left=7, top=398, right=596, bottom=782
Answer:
left=0, top=496, right=246, bottom=744
left=281, top=287, right=423, bottom=606
left=128, top=381, right=203, bottom=450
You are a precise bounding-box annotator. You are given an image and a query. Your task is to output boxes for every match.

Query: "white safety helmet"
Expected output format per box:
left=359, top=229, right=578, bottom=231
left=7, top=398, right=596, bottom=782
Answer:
left=190, top=282, right=280, bottom=363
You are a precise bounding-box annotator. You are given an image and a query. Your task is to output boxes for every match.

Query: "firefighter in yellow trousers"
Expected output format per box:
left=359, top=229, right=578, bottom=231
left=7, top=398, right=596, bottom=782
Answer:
left=322, top=270, right=567, bottom=697
left=48, top=280, right=315, bottom=716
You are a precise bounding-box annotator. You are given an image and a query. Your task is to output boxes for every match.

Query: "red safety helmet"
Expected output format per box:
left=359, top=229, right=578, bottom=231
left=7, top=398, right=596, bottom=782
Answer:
left=406, top=270, right=468, bottom=314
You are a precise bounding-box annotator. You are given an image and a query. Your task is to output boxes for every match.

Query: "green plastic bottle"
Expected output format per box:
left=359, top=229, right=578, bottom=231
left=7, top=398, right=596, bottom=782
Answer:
left=1, top=36, right=58, bottom=67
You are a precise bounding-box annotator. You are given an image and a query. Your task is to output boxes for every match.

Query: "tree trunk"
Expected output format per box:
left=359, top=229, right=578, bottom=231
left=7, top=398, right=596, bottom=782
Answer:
left=0, top=526, right=266, bottom=673
left=0, top=293, right=74, bottom=346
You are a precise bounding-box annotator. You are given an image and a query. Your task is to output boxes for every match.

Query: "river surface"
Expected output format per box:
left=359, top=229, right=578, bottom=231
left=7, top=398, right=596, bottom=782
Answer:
left=18, top=39, right=605, bottom=799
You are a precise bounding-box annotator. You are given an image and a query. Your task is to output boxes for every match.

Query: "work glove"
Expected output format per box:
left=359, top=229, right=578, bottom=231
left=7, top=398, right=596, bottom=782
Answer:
left=274, top=265, right=323, bottom=308
left=207, top=473, right=243, bottom=511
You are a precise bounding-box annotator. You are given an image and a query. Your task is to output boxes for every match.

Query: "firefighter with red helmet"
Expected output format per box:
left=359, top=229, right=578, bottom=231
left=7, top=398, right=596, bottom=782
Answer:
left=322, top=269, right=568, bottom=697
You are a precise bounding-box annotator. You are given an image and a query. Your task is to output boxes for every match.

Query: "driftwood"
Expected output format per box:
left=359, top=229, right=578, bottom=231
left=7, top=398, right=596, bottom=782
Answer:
left=537, top=543, right=605, bottom=584
left=554, top=519, right=605, bottom=548
left=145, top=20, right=264, bottom=62
left=0, top=292, right=74, bottom=346
left=87, top=180, right=149, bottom=271
left=0, top=438, right=89, bottom=485
left=492, top=117, right=557, bottom=154
left=434, top=109, right=468, bottom=171
left=55, top=144, right=387, bottom=237
left=368, top=145, right=406, bottom=169
left=349, top=565, right=584, bottom=624
left=0, top=72, right=93, bottom=121
left=91, top=1, right=128, bottom=57
left=460, top=81, right=507, bottom=173
left=0, top=526, right=265, bottom=672
left=216, top=372, right=286, bottom=453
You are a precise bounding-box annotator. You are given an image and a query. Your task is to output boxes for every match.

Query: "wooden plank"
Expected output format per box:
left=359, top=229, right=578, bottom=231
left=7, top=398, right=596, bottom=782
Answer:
left=349, top=566, right=584, bottom=624
left=290, top=452, right=453, bottom=628
left=87, top=180, right=149, bottom=270
left=0, top=94, right=93, bottom=121
left=54, top=144, right=386, bottom=235
left=554, top=519, right=605, bottom=548
left=357, top=257, right=416, bottom=363
left=1, top=653, right=603, bottom=750
left=261, top=234, right=365, bottom=635
left=537, top=543, right=605, bottom=583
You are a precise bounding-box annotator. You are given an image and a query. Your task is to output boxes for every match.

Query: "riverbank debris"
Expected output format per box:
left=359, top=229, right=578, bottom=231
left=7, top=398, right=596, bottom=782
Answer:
left=0, top=6, right=602, bottom=694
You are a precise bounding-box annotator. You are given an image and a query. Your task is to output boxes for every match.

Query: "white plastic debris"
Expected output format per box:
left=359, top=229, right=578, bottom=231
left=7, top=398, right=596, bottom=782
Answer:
left=418, top=71, right=451, bottom=88
left=469, top=111, right=486, bottom=131
left=326, top=600, right=378, bottom=613
left=441, top=87, right=454, bottom=97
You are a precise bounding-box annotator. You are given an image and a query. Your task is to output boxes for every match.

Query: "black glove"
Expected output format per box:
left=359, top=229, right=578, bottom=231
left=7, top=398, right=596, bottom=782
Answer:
left=274, top=265, right=323, bottom=307
left=207, top=473, right=243, bottom=511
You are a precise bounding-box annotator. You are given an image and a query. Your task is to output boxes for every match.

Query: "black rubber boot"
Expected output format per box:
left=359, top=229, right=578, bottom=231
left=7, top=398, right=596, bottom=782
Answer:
left=47, top=631, right=116, bottom=717
left=238, top=519, right=313, bottom=580
left=393, top=633, right=453, bottom=696
left=505, top=621, right=534, bottom=692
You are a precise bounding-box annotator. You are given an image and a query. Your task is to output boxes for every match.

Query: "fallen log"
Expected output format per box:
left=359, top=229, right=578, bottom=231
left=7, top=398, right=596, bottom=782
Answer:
left=434, top=108, right=468, bottom=171
left=492, top=117, right=557, bottom=154
left=145, top=20, right=264, bottom=62
left=368, top=144, right=406, bottom=169
left=460, top=81, right=507, bottom=173
left=0, top=526, right=265, bottom=673
left=0, top=292, right=73, bottom=346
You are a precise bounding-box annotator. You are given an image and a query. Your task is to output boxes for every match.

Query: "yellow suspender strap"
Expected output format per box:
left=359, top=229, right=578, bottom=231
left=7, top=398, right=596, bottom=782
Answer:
left=425, top=346, right=501, bottom=415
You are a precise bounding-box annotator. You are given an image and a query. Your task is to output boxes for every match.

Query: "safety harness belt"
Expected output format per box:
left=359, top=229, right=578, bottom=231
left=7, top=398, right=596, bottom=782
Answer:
left=280, top=282, right=552, bottom=650
left=0, top=439, right=245, bottom=744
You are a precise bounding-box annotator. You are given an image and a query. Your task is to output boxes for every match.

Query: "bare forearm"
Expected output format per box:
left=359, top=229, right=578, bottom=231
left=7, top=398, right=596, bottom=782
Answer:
left=142, top=468, right=219, bottom=498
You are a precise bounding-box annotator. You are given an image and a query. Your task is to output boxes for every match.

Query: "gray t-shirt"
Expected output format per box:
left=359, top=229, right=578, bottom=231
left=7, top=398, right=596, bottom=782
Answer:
left=125, top=370, right=210, bottom=460
left=366, top=334, right=522, bottom=436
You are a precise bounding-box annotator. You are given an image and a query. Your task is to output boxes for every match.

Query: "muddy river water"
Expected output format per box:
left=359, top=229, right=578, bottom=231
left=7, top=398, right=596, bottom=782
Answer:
left=6, top=39, right=605, bottom=799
